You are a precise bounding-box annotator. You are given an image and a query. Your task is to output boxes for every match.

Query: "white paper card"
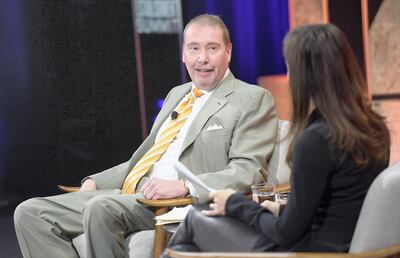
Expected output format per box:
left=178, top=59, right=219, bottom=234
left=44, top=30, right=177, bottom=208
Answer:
left=155, top=205, right=193, bottom=225
left=174, top=162, right=216, bottom=193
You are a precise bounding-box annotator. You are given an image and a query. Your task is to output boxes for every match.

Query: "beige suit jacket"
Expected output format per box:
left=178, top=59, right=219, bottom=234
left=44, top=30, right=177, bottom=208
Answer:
left=89, top=72, right=278, bottom=203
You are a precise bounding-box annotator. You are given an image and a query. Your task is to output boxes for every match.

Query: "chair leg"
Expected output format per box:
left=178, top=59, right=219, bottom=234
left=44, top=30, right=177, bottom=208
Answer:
left=153, top=207, right=169, bottom=258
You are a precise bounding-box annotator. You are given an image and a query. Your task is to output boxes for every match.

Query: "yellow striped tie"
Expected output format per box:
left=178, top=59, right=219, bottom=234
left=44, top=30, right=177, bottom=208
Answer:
left=121, top=88, right=203, bottom=194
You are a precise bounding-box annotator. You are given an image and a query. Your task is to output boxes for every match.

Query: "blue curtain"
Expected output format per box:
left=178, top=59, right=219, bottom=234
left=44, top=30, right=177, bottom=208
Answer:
left=183, top=0, right=289, bottom=84
left=0, top=0, right=29, bottom=187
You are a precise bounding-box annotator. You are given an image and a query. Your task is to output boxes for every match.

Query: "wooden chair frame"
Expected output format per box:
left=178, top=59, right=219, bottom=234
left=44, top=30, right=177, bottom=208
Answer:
left=137, top=197, right=193, bottom=258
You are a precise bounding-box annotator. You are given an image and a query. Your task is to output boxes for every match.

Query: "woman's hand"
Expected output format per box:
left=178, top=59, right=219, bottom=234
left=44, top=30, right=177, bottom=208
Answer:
left=201, top=189, right=236, bottom=216
left=260, top=200, right=280, bottom=217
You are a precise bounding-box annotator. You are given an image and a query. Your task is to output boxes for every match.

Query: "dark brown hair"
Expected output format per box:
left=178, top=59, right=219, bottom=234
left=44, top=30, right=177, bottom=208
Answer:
left=284, top=24, right=390, bottom=167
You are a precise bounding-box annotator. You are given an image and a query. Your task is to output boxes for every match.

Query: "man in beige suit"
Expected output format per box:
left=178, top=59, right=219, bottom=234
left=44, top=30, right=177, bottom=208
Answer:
left=14, top=14, right=277, bottom=258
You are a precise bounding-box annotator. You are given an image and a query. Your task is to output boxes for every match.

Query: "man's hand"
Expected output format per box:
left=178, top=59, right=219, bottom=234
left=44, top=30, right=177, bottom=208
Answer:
left=139, top=178, right=188, bottom=200
left=79, top=179, right=97, bottom=192
left=202, top=189, right=236, bottom=216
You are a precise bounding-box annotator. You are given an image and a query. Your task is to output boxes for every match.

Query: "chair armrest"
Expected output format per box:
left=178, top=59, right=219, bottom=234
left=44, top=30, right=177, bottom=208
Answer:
left=166, top=249, right=349, bottom=258
left=137, top=197, right=193, bottom=208
left=137, top=181, right=289, bottom=208
left=167, top=242, right=400, bottom=258
left=57, top=184, right=289, bottom=200
left=57, top=185, right=80, bottom=193
left=275, top=182, right=290, bottom=193
left=57, top=184, right=194, bottom=208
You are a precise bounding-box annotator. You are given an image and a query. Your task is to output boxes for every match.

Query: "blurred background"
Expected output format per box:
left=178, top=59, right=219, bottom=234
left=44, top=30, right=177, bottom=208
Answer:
left=1, top=0, right=399, bottom=257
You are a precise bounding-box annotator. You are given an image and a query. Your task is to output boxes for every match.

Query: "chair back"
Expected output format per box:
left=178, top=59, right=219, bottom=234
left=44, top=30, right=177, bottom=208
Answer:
left=349, top=162, right=400, bottom=253
left=267, top=120, right=291, bottom=185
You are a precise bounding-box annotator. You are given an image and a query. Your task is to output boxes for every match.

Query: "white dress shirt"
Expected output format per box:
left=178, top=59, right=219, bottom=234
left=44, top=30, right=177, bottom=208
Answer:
left=148, top=88, right=212, bottom=180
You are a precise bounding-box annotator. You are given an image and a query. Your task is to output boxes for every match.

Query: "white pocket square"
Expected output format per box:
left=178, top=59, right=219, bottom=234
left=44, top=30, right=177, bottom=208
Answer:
left=205, top=124, right=223, bottom=131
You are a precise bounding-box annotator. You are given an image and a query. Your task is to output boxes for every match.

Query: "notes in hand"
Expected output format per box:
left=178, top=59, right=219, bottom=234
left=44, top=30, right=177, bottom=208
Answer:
left=174, top=162, right=216, bottom=193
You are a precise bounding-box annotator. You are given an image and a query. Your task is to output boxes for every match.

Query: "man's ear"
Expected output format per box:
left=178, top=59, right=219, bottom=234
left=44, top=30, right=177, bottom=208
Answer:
left=226, top=43, right=232, bottom=62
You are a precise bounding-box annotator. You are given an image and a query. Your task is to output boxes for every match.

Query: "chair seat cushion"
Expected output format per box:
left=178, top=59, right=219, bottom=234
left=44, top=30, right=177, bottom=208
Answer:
left=72, top=230, right=154, bottom=258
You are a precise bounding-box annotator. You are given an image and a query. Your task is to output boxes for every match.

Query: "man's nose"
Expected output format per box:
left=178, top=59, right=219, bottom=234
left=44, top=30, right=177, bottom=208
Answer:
left=198, top=50, right=209, bottom=63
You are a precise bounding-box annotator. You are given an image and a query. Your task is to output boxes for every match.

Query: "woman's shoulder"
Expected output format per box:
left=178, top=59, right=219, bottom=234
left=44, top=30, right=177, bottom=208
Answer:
left=293, top=119, right=338, bottom=171
left=293, top=119, right=341, bottom=166
left=297, top=119, right=329, bottom=147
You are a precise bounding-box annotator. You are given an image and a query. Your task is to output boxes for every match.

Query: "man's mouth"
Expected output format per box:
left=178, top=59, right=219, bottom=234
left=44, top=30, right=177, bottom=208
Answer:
left=195, top=68, right=213, bottom=73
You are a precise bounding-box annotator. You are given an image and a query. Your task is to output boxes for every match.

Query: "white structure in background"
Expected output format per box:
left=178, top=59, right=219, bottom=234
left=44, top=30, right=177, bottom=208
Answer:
left=135, top=0, right=183, bottom=34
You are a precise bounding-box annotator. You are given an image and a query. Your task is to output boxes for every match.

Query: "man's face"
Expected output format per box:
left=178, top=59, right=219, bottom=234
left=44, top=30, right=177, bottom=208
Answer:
left=182, top=23, right=232, bottom=91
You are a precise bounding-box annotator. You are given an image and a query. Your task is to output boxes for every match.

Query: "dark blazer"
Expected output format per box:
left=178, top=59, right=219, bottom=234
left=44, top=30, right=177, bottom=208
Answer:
left=226, top=111, right=388, bottom=252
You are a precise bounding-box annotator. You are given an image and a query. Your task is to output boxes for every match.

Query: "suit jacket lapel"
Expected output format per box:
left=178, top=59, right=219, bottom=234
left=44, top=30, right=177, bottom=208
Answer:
left=180, top=73, right=235, bottom=155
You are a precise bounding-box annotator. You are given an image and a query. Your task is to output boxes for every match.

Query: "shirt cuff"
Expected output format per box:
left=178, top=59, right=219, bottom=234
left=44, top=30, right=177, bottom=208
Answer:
left=186, top=181, right=198, bottom=198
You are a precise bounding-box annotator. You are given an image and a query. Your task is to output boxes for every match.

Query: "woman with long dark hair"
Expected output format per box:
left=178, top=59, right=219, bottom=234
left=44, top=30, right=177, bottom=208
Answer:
left=162, top=24, right=390, bottom=254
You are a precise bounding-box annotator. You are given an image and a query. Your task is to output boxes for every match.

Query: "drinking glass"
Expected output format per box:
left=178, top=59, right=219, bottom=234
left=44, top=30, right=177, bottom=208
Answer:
left=251, top=182, right=275, bottom=203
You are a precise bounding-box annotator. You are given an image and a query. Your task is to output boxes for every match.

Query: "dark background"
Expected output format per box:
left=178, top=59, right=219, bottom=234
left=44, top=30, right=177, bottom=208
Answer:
left=1, top=0, right=143, bottom=201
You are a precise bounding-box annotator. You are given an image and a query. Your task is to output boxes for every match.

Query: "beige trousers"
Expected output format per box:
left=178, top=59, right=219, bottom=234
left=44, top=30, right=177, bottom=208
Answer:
left=14, top=189, right=155, bottom=258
